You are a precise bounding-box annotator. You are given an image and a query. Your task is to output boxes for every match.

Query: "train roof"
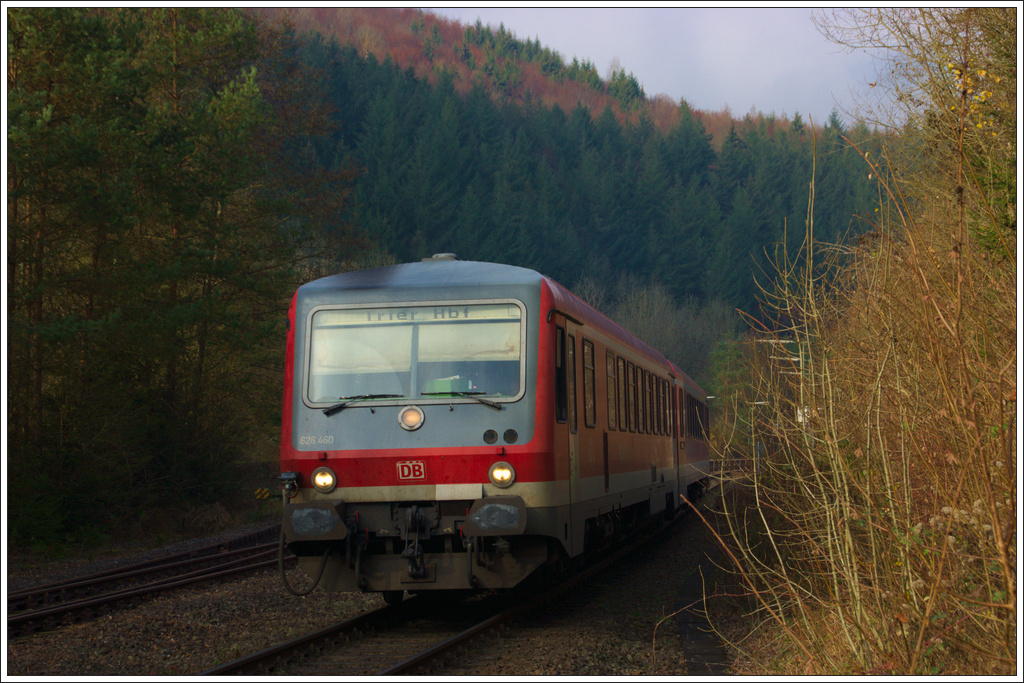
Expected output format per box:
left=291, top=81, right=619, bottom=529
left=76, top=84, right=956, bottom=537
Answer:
left=298, top=257, right=542, bottom=294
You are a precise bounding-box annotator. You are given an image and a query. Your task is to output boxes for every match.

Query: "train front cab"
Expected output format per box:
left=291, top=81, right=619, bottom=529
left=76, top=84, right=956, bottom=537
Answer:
left=280, top=263, right=565, bottom=596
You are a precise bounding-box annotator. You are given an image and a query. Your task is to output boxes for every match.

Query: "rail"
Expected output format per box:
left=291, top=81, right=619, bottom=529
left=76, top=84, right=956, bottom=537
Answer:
left=201, top=499, right=706, bottom=676
left=8, top=525, right=289, bottom=637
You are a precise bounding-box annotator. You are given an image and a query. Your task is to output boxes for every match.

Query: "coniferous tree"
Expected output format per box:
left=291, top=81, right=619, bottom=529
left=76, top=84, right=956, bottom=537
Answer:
left=706, top=186, right=760, bottom=314
left=8, top=8, right=353, bottom=543
left=666, top=100, right=717, bottom=186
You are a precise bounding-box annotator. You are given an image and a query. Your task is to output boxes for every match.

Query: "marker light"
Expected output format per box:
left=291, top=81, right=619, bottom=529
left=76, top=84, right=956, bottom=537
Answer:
left=311, top=466, right=337, bottom=493
left=488, top=462, right=516, bottom=488
left=398, top=405, right=425, bottom=431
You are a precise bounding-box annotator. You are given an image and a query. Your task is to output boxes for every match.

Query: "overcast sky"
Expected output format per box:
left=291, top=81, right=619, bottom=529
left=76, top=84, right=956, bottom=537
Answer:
left=426, top=6, right=880, bottom=126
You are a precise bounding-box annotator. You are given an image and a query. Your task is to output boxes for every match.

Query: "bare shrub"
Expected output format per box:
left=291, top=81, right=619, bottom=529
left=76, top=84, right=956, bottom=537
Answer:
left=712, top=9, right=1015, bottom=673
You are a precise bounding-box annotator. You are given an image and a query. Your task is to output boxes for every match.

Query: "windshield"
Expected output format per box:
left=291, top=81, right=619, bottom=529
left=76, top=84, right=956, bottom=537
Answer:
left=306, top=301, right=524, bottom=405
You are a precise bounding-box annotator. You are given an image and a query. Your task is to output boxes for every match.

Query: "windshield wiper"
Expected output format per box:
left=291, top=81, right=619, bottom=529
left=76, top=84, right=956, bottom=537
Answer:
left=421, top=391, right=502, bottom=410
left=322, top=394, right=402, bottom=416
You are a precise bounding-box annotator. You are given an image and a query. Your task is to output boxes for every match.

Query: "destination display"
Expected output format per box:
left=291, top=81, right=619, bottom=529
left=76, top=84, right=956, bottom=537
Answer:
left=313, top=303, right=521, bottom=326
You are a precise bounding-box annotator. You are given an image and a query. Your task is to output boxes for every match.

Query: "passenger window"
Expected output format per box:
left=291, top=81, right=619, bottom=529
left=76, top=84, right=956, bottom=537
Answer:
left=617, top=356, right=627, bottom=431
left=636, top=365, right=642, bottom=433
left=644, top=370, right=653, bottom=434
left=568, top=334, right=577, bottom=434
left=686, top=392, right=693, bottom=438
left=606, top=351, right=617, bottom=431
left=583, top=340, right=596, bottom=428
left=663, top=380, right=671, bottom=435
left=655, top=376, right=662, bottom=435
left=636, top=367, right=644, bottom=434
left=627, top=361, right=636, bottom=432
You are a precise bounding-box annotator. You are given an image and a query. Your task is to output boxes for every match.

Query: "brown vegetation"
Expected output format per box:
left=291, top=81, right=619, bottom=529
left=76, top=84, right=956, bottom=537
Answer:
left=254, top=7, right=818, bottom=146
left=707, top=8, right=1016, bottom=674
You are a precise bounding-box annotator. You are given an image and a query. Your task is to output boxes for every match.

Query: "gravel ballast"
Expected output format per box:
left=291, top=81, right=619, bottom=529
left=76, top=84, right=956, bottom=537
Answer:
left=7, top=495, right=741, bottom=676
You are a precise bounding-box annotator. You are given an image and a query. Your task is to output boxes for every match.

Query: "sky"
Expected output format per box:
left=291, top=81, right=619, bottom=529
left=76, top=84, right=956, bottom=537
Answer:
left=426, top=6, right=880, bottom=126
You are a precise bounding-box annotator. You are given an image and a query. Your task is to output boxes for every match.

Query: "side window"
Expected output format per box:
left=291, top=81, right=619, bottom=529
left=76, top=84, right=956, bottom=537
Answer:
left=617, top=356, right=627, bottom=431
left=645, top=370, right=653, bottom=434
left=660, top=379, right=667, bottom=435
left=622, top=362, right=630, bottom=432
left=678, top=387, right=685, bottom=438
left=686, top=392, right=694, bottom=438
left=637, top=366, right=646, bottom=434
left=567, top=334, right=577, bottom=434
left=671, top=384, right=679, bottom=437
left=699, top=399, right=708, bottom=441
left=649, top=372, right=656, bottom=434
left=684, top=391, right=691, bottom=437
left=655, top=377, right=663, bottom=435
left=664, top=380, right=672, bottom=436
left=606, top=351, right=617, bottom=431
left=583, top=339, right=596, bottom=428
left=685, top=391, right=707, bottom=441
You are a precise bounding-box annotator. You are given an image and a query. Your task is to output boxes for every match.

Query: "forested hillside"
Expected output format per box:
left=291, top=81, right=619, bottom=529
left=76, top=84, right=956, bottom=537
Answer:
left=7, top=8, right=357, bottom=545
left=8, top=7, right=881, bottom=547
left=259, top=7, right=673, bottom=133
left=269, top=7, right=883, bottom=324
left=9, top=8, right=1013, bottom=674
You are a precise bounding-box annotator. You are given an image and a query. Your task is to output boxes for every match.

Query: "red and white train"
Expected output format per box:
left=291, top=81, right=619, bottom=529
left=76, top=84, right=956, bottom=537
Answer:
left=279, top=256, right=709, bottom=602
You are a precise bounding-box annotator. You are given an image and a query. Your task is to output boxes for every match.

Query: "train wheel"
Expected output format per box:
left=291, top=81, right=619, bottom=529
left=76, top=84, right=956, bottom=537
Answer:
left=382, top=590, right=405, bottom=605
left=548, top=540, right=571, bottom=580
left=686, top=481, right=700, bottom=504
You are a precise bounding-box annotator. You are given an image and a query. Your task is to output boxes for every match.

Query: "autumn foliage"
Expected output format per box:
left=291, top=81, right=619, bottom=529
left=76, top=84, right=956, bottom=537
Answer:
left=712, top=8, right=1016, bottom=675
left=254, top=7, right=816, bottom=145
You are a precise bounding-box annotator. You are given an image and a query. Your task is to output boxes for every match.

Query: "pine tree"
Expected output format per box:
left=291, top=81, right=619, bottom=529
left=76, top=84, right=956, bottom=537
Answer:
left=666, top=99, right=717, bottom=186
left=7, top=8, right=353, bottom=543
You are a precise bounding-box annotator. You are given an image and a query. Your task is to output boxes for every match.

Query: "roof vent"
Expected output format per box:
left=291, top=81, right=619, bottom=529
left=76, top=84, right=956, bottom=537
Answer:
left=423, top=253, right=458, bottom=262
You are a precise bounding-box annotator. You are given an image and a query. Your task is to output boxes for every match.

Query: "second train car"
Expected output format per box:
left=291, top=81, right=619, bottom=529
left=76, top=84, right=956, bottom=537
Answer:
left=278, top=255, right=709, bottom=600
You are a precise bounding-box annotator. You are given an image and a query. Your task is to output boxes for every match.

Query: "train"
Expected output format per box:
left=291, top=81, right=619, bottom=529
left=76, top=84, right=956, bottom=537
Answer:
left=278, top=255, right=710, bottom=602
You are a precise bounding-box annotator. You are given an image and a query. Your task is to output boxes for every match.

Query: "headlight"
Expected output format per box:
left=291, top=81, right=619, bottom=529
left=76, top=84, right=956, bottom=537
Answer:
left=311, top=466, right=337, bottom=493
left=398, top=405, right=425, bottom=431
left=488, top=461, right=516, bottom=488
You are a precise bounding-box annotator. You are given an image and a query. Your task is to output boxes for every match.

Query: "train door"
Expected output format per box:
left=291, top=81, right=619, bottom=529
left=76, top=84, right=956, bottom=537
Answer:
left=554, top=319, right=584, bottom=556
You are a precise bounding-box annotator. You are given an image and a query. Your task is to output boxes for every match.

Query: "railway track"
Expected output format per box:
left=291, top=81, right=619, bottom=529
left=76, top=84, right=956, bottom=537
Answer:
left=198, top=591, right=516, bottom=676
left=7, top=524, right=291, bottom=637
left=200, top=499, right=708, bottom=677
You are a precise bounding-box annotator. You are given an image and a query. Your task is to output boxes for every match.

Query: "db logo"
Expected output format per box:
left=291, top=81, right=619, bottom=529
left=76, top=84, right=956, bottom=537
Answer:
left=397, top=461, right=426, bottom=480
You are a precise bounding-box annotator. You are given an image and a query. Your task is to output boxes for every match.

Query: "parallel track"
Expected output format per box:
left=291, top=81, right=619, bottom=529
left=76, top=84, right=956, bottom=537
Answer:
left=8, top=525, right=290, bottom=637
